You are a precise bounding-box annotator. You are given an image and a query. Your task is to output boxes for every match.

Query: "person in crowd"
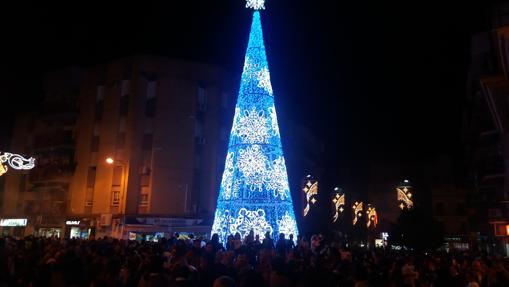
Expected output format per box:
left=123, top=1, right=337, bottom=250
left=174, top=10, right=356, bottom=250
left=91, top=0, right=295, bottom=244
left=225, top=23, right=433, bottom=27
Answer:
left=1, top=233, right=509, bottom=287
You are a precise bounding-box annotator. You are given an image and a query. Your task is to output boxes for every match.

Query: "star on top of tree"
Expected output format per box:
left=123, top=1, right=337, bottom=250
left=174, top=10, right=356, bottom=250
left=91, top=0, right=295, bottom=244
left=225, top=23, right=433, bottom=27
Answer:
left=246, top=0, right=265, bottom=10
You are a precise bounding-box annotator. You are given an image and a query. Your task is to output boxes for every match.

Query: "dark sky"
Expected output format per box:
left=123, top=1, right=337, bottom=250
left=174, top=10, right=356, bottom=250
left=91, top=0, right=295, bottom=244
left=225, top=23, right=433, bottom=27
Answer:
left=0, top=0, right=492, bottom=182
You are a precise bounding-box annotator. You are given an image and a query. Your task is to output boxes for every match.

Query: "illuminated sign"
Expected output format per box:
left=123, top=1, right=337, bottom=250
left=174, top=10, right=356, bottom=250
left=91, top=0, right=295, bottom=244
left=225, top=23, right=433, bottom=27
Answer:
left=0, top=218, right=27, bottom=226
left=332, top=187, right=345, bottom=223
left=352, top=201, right=363, bottom=225
left=66, top=220, right=80, bottom=225
left=0, top=151, right=36, bottom=177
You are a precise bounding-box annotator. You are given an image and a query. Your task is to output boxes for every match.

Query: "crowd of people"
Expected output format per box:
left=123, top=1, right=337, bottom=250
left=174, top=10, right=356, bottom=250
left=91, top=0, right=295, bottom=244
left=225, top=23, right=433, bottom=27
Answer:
left=1, top=232, right=509, bottom=287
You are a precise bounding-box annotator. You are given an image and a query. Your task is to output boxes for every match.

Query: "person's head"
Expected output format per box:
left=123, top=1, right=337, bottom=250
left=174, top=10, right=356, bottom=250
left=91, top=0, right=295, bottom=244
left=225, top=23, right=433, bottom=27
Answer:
left=193, top=239, right=201, bottom=249
left=211, top=234, right=219, bottom=243
left=289, top=234, right=294, bottom=240
left=234, top=233, right=241, bottom=240
left=213, top=276, right=235, bottom=287
left=265, top=232, right=271, bottom=239
left=279, top=233, right=285, bottom=240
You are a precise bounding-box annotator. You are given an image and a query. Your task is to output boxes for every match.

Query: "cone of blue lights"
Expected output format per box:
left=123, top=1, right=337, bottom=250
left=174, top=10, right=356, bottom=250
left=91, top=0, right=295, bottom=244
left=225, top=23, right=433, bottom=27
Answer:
left=211, top=1, right=299, bottom=243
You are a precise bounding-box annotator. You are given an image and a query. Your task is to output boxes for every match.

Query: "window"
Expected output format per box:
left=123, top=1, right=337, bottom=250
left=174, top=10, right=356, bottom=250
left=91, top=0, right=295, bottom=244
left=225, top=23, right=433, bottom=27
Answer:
left=145, top=81, right=157, bottom=117
left=116, top=133, right=126, bottom=149
left=140, top=174, right=150, bottom=187
left=87, top=167, right=97, bottom=188
left=143, top=134, right=153, bottom=150
left=119, top=95, right=129, bottom=116
left=121, top=80, right=129, bottom=97
left=112, top=166, right=123, bottom=186
left=147, top=81, right=156, bottom=99
left=139, top=194, right=149, bottom=206
left=97, top=86, right=104, bottom=102
left=111, top=189, right=120, bottom=206
left=197, top=85, right=207, bottom=111
left=436, top=202, right=445, bottom=216
left=90, top=136, right=100, bottom=152
left=94, top=101, right=103, bottom=122
left=145, top=98, right=156, bottom=117
left=457, top=203, right=466, bottom=215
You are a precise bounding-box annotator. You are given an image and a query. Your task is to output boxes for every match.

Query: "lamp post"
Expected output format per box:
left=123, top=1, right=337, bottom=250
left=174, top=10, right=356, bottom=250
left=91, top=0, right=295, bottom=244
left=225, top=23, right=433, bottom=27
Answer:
left=105, top=157, right=128, bottom=239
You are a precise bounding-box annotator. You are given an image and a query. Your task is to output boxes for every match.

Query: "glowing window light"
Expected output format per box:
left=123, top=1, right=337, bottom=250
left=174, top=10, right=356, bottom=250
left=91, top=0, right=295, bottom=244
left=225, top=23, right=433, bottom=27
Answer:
left=352, top=201, right=363, bottom=226
left=397, top=180, right=414, bottom=210
left=332, top=187, right=345, bottom=223
left=366, top=204, right=378, bottom=228
left=211, top=8, right=298, bottom=243
left=0, top=151, right=36, bottom=176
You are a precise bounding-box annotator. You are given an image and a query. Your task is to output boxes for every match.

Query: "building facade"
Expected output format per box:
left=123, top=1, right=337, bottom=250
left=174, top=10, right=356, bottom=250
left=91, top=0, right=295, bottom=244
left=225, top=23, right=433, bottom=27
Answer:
left=1, top=56, right=233, bottom=239
left=1, top=68, right=81, bottom=237
left=463, top=2, right=509, bottom=255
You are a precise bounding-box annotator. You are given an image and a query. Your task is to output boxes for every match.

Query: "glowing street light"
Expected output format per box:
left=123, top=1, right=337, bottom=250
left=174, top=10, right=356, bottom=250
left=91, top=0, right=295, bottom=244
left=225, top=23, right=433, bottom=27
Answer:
left=105, top=157, right=115, bottom=165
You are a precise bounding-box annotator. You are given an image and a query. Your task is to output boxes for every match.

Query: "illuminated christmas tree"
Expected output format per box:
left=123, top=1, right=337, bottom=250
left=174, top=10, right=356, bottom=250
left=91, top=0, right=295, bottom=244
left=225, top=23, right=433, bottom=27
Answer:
left=211, top=0, right=298, bottom=242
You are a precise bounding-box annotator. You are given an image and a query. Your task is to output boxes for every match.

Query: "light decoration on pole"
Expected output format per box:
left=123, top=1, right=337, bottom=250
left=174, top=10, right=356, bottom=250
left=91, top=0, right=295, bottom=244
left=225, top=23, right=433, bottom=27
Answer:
left=397, top=179, right=413, bottom=210
left=211, top=3, right=298, bottom=243
left=0, top=151, right=36, bottom=176
left=302, top=175, right=318, bottom=217
left=366, top=204, right=378, bottom=228
left=352, top=201, right=363, bottom=226
left=332, top=187, right=345, bottom=223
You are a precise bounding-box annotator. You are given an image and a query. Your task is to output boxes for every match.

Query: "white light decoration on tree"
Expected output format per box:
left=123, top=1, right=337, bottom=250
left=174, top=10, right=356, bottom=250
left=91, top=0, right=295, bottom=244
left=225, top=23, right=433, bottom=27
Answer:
left=246, top=0, right=265, bottom=10
left=237, top=145, right=267, bottom=191
left=366, top=204, right=378, bottom=228
left=352, top=201, right=363, bottom=226
left=233, top=108, right=271, bottom=144
left=397, top=180, right=414, bottom=210
left=302, top=179, right=318, bottom=217
left=221, top=152, right=235, bottom=199
left=0, top=152, right=36, bottom=176
left=269, top=105, right=280, bottom=136
left=211, top=5, right=298, bottom=243
left=332, top=188, right=345, bottom=223
left=257, top=67, right=273, bottom=95
left=265, top=157, right=290, bottom=199
left=230, top=208, right=273, bottom=239
left=277, top=211, right=298, bottom=237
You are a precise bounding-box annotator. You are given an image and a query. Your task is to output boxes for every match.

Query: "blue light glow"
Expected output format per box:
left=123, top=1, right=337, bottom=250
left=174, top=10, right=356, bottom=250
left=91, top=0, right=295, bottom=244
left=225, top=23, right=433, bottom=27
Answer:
left=211, top=11, right=298, bottom=243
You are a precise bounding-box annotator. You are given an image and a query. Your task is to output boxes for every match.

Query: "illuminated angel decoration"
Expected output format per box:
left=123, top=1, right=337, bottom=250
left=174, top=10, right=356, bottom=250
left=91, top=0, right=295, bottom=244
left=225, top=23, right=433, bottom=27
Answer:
left=352, top=201, right=363, bottom=226
left=332, top=193, right=345, bottom=223
left=366, top=205, right=378, bottom=228
left=397, top=187, right=413, bottom=210
left=303, top=180, right=318, bottom=216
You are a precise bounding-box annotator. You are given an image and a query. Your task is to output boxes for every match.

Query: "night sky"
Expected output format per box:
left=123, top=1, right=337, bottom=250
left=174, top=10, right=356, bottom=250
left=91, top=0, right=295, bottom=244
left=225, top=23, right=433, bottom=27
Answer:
left=0, top=0, right=492, bottom=184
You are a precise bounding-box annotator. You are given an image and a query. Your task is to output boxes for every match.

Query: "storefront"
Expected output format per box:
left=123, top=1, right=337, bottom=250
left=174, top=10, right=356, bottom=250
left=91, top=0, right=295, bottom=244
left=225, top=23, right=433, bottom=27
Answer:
left=123, top=216, right=210, bottom=241
left=0, top=218, right=28, bottom=237
left=65, top=218, right=94, bottom=239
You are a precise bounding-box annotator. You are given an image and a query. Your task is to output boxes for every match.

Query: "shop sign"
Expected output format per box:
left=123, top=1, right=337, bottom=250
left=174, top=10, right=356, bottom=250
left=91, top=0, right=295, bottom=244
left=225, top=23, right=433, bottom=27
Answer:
left=0, top=218, right=27, bottom=226
left=66, top=220, right=80, bottom=225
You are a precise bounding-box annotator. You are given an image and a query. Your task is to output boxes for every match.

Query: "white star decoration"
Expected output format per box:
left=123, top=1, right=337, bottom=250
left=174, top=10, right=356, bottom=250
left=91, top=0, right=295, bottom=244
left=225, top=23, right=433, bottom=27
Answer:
left=246, top=0, right=265, bottom=10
